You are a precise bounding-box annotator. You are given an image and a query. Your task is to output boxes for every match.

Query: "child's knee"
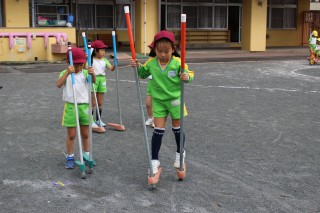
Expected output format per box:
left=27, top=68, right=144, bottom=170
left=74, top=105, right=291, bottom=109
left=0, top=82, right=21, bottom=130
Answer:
left=67, top=134, right=76, bottom=141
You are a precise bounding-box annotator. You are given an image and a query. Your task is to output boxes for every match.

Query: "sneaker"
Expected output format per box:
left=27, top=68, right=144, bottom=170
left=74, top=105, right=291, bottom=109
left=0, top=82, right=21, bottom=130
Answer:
left=145, top=118, right=154, bottom=126
left=92, top=122, right=99, bottom=128
left=65, top=156, right=75, bottom=169
left=95, top=120, right=106, bottom=127
left=150, top=160, right=160, bottom=175
left=173, top=151, right=186, bottom=168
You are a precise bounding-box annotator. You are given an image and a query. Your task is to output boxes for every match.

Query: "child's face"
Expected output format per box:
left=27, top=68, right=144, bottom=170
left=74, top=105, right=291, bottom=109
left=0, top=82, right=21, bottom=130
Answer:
left=74, top=63, right=84, bottom=72
left=96, top=49, right=106, bottom=58
left=155, top=41, right=173, bottom=63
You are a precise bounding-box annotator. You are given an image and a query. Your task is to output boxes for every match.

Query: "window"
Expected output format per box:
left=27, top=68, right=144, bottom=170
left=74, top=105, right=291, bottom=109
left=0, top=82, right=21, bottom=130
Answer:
left=78, top=4, right=95, bottom=29
left=267, top=0, right=297, bottom=29
left=214, top=6, right=227, bottom=28
left=77, top=0, right=134, bottom=30
left=163, top=0, right=229, bottom=30
left=96, top=4, right=113, bottom=28
left=183, top=6, right=197, bottom=28
left=167, top=5, right=180, bottom=28
left=198, top=6, right=213, bottom=28
left=116, top=4, right=132, bottom=29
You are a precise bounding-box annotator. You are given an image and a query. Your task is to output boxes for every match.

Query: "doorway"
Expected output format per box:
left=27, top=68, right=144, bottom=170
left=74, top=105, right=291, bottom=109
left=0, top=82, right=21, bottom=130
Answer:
left=228, top=6, right=241, bottom=43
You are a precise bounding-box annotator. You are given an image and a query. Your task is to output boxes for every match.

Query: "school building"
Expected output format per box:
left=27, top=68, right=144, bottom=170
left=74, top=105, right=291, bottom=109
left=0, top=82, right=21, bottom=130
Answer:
left=0, top=0, right=318, bottom=62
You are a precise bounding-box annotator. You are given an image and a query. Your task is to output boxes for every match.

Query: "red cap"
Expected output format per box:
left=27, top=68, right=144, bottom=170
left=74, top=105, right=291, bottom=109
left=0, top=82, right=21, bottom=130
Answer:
left=91, top=40, right=107, bottom=49
left=148, top=41, right=154, bottom=49
left=149, top=30, right=175, bottom=49
left=66, top=47, right=86, bottom=64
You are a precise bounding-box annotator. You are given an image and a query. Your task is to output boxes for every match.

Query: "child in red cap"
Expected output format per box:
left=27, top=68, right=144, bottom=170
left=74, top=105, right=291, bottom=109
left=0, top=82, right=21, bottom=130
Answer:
left=90, top=40, right=115, bottom=127
left=130, top=30, right=194, bottom=175
left=56, top=47, right=96, bottom=169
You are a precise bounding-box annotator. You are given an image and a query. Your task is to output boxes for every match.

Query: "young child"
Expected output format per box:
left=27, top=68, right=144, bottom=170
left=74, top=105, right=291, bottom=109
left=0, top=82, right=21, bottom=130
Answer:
left=91, top=40, right=115, bottom=127
left=56, top=47, right=96, bottom=169
left=130, top=30, right=194, bottom=175
left=309, top=30, right=318, bottom=60
left=145, top=45, right=180, bottom=128
left=314, top=38, right=320, bottom=63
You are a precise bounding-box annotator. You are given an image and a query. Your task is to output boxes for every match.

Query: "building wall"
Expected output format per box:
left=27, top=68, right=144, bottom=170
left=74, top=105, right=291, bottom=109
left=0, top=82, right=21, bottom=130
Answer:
left=266, top=0, right=310, bottom=47
left=0, top=28, right=76, bottom=62
left=4, top=0, right=29, bottom=27
left=134, top=0, right=158, bottom=54
left=242, top=0, right=267, bottom=51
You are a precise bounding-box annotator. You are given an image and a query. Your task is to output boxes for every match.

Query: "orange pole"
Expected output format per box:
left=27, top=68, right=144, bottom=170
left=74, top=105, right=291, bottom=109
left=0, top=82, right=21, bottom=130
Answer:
left=124, top=6, right=136, bottom=60
left=181, top=14, right=186, bottom=70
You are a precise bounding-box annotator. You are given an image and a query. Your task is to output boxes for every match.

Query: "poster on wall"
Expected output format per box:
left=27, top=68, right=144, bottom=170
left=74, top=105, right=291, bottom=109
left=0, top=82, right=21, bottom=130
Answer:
left=15, top=38, right=26, bottom=46
left=15, top=38, right=26, bottom=52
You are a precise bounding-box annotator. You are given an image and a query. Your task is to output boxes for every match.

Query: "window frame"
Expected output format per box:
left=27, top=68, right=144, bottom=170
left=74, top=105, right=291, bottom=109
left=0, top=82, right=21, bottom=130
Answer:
left=162, top=0, right=231, bottom=30
left=267, top=0, right=297, bottom=30
left=77, top=0, right=134, bottom=30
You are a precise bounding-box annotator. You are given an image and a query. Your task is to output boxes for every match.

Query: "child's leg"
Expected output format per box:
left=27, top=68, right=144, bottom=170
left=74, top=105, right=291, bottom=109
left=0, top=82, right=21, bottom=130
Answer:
left=171, top=119, right=185, bottom=153
left=96, top=93, right=104, bottom=121
left=146, top=95, right=153, bottom=119
left=66, top=127, right=76, bottom=155
left=151, top=117, right=167, bottom=160
left=80, top=125, right=89, bottom=153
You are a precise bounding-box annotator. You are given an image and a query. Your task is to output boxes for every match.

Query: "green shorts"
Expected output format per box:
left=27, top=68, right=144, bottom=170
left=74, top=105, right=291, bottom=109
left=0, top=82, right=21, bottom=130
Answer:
left=146, top=81, right=151, bottom=96
left=152, top=98, right=188, bottom=119
left=93, top=75, right=107, bottom=93
left=62, top=103, right=89, bottom=127
left=310, top=44, right=316, bottom=51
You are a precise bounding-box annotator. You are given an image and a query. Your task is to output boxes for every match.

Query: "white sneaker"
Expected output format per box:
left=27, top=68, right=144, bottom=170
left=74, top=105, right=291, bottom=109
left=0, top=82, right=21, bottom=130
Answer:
left=174, top=151, right=186, bottom=168
left=96, top=120, right=106, bottom=127
left=92, top=122, right=99, bottom=128
left=145, top=118, right=154, bottom=126
left=150, top=160, right=160, bottom=175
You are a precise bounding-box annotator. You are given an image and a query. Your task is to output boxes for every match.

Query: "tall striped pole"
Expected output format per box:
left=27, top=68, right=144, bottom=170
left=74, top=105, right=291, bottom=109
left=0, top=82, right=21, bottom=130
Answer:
left=179, top=14, right=186, bottom=172
left=124, top=6, right=154, bottom=178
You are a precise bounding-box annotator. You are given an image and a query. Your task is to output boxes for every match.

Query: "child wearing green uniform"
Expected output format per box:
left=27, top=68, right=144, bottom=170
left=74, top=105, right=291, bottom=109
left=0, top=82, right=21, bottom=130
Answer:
left=91, top=40, right=115, bottom=127
left=56, top=47, right=96, bottom=169
left=130, top=30, right=194, bottom=175
left=309, top=30, right=318, bottom=60
left=313, top=38, right=320, bottom=62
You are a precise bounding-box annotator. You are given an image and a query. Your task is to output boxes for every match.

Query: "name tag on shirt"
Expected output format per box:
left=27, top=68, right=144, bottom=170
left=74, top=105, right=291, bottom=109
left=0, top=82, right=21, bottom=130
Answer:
left=168, top=71, right=177, bottom=78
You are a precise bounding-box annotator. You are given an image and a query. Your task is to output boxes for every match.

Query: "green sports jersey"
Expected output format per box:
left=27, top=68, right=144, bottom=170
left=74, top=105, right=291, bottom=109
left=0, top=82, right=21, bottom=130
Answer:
left=137, top=56, right=194, bottom=101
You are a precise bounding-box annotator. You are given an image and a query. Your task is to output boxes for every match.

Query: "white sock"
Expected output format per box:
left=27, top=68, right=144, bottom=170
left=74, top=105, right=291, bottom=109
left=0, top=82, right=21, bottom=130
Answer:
left=85, top=152, right=90, bottom=156
left=67, top=153, right=74, bottom=158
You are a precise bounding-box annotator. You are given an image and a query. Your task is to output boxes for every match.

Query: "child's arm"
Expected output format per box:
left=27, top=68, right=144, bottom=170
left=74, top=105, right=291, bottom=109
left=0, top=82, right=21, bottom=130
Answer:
left=56, top=66, right=74, bottom=88
left=130, top=59, right=150, bottom=78
left=107, top=64, right=116, bottom=72
left=180, top=63, right=194, bottom=83
left=87, top=66, right=96, bottom=83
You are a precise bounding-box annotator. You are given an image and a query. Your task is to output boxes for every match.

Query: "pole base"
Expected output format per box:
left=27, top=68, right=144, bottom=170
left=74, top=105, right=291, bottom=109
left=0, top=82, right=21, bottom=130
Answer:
left=82, top=152, right=95, bottom=168
left=176, top=163, right=186, bottom=181
left=148, top=167, right=162, bottom=185
left=107, top=123, right=125, bottom=131
left=92, top=126, right=106, bottom=133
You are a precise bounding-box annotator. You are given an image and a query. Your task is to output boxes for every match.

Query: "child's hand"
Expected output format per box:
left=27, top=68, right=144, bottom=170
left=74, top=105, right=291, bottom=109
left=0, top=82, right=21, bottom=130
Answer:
left=67, top=66, right=75, bottom=74
left=87, top=66, right=94, bottom=75
left=180, top=73, right=189, bottom=82
left=130, top=59, right=139, bottom=67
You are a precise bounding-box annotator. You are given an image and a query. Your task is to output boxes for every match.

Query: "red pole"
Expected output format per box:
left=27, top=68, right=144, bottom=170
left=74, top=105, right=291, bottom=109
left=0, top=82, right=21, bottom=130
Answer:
left=180, top=14, right=186, bottom=70
left=124, top=6, right=136, bottom=60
